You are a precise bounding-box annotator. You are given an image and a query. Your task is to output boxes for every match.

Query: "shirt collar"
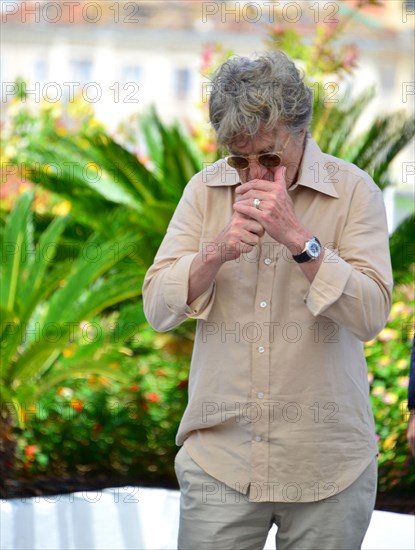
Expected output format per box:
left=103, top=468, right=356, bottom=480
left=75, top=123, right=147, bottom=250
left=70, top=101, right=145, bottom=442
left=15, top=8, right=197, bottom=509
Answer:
left=203, top=159, right=241, bottom=187
left=204, top=137, right=339, bottom=199
left=288, top=137, right=339, bottom=198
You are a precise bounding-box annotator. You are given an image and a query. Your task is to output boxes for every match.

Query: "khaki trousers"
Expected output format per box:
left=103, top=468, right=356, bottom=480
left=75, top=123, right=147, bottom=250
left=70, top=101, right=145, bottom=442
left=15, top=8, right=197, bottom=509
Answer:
left=174, top=446, right=377, bottom=550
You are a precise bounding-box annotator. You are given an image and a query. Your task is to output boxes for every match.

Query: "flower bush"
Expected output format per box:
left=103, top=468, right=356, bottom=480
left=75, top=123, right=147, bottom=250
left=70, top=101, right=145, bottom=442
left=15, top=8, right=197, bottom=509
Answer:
left=12, top=323, right=192, bottom=487
left=366, top=283, right=415, bottom=492
left=9, top=282, right=415, bottom=495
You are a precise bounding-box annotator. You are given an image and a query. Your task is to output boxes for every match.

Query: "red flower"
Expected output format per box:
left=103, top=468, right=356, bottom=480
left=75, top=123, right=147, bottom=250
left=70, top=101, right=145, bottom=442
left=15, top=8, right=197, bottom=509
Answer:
left=70, top=399, right=84, bottom=412
left=177, top=380, right=188, bottom=390
left=93, top=423, right=102, bottom=437
left=145, top=392, right=160, bottom=403
left=24, top=445, right=39, bottom=461
left=129, top=383, right=140, bottom=392
left=155, top=368, right=166, bottom=378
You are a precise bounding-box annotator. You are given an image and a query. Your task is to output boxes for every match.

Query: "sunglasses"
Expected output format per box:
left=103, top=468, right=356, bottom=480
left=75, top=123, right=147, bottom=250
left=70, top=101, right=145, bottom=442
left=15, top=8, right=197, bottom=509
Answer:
left=224, top=135, right=291, bottom=171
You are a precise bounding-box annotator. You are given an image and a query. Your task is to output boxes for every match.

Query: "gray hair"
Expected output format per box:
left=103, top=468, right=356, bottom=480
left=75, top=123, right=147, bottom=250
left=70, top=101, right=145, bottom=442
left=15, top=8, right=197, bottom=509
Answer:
left=208, top=51, right=313, bottom=147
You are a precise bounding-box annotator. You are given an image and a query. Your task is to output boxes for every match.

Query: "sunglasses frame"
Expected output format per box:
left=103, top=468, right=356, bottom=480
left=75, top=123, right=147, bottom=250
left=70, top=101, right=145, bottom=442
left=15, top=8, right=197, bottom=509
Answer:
left=224, top=134, right=292, bottom=171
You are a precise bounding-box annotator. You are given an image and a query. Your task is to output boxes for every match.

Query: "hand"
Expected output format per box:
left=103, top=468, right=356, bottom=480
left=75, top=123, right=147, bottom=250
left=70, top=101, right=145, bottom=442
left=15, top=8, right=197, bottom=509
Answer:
left=233, top=166, right=309, bottom=252
left=212, top=210, right=265, bottom=264
left=408, top=412, right=415, bottom=457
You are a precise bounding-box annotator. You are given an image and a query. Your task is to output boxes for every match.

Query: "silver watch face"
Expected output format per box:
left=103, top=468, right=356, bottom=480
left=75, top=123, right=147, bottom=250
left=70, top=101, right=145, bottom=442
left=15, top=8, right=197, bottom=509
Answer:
left=306, top=239, right=321, bottom=259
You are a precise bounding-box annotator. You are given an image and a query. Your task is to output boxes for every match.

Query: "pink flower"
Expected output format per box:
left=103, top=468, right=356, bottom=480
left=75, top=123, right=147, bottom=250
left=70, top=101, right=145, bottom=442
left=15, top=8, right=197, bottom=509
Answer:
left=342, top=44, right=359, bottom=70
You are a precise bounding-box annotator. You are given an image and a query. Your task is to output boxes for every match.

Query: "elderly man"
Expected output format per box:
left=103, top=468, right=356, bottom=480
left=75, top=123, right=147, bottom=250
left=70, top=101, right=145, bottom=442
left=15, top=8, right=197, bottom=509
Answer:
left=143, top=52, right=393, bottom=550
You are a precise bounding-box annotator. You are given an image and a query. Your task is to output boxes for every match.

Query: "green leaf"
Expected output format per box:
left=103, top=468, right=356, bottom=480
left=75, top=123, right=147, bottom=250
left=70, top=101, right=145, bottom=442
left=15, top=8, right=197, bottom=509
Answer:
left=389, top=213, right=415, bottom=284
left=43, top=232, right=137, bottom=324
left=0, top=190, right=34, bottom=313
left=19, top=215, right=68, bottom=320
left=76, top=268, right=145, bottom=321
left=35, top=365, right=131, bottom=396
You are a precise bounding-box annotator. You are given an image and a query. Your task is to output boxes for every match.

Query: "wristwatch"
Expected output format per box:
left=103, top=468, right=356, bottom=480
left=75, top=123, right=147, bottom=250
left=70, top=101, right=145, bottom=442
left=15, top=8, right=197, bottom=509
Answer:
left=292, top=236, right=322, bottom=263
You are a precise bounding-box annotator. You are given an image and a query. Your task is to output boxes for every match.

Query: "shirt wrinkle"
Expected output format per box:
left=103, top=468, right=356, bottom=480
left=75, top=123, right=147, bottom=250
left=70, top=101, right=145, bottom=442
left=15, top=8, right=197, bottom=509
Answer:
left=142, top=137, right=393, bottom=502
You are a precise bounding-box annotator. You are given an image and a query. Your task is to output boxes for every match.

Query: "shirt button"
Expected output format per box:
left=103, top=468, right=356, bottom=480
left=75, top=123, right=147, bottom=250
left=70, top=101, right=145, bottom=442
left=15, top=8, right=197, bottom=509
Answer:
left=264, top=258, right=272, bottom=265
left=258, top=346, right=265, bottom=353
left=260, top=301, right=267, bottom=308
left=255, top=436, right=262, bottom=442
left=257, top=392, right=264, bottom=399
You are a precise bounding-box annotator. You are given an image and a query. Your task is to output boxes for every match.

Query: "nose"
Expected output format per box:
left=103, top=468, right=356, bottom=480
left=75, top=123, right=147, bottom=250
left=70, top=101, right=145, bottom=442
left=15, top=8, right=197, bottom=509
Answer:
left=246, top=158, right=270, bottom=182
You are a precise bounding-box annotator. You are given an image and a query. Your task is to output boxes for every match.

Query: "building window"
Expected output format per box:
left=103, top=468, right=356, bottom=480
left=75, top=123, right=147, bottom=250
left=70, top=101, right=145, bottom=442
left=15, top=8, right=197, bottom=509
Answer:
left=175, top=68, right=191, bottom=100
left=121, top=65, right=141, bottom=85
left=70, top=60, right=93, bottom=84
left=34, top=59, right=48, bottom=84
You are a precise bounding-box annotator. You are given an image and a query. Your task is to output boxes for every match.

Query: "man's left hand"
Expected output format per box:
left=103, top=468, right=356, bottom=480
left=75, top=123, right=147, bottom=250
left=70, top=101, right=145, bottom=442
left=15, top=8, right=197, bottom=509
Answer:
left=233, top=166, right=310, bottom=253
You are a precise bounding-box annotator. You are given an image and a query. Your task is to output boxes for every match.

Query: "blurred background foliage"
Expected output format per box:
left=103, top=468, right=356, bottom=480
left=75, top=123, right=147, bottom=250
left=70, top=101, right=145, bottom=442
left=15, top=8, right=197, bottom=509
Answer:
left=1, top=6, right=414, bottom=498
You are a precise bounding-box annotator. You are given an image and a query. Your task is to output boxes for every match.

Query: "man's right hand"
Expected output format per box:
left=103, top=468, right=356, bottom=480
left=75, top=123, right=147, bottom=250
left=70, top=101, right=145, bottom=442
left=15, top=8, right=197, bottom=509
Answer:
left=187, top=212, right=264, bottom=305
left=212, top=211, right=265, bottom=263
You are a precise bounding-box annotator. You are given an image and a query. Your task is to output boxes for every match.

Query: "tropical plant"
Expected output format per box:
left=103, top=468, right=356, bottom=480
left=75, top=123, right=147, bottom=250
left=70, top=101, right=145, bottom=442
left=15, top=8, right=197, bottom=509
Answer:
left=3, top=98, right=203, bottom=259
left=0, top=190, right=145, bottom=492
left=365, top=282, right=415, bottom=493
left=10, top=325, right=190, bottom=490
left=1, top=95, right=202, bottom=493
left=310, top=87, right=415, bottom=282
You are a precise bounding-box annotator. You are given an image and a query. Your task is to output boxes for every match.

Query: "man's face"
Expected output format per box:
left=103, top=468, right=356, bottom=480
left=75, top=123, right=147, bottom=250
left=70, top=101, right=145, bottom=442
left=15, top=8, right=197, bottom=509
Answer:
left=227, top=128, right=305, bottom=186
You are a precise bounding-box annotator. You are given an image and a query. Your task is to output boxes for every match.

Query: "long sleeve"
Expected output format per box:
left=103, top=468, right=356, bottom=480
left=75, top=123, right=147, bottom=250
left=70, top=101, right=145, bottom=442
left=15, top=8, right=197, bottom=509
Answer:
left=304, top=177, right=393, bottom=341
left=142, top=176, right=216, bottom=332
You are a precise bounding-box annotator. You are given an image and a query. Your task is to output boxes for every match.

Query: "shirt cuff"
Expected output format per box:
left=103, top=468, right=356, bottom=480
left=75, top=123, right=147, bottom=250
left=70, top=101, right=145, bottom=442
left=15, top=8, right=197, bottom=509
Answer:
left=163, top=253, right=216, bottom=320
left=304, top=252, right=353, bottom=316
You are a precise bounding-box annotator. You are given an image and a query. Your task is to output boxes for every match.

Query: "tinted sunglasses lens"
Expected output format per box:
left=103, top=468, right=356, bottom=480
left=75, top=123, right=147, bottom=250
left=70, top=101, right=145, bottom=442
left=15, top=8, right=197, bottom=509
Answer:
left=259, top=154, right=281, bottom=167
left=227, top=156, right=249, bottom=169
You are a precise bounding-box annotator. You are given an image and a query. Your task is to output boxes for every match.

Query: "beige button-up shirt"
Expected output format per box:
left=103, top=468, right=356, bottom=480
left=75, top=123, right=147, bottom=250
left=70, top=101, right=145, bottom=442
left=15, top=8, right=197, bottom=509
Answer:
left=142, top=137, right=393, bottom=503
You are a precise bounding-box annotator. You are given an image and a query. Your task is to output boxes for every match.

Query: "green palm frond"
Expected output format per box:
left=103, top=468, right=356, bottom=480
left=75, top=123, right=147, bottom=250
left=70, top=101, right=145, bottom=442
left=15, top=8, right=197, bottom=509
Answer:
left=389, top=213, right=415, bottom=284
left=0, top=190, right=34, bottom=313
left=312, top=87, right=376, bottom=156
left=0, top=193, right=144, bottom=406
left=311, top=86, right=415, bottom=191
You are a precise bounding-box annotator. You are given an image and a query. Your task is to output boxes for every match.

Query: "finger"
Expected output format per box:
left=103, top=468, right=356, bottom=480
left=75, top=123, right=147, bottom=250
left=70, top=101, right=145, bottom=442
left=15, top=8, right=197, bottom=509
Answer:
left=234, top=190, right=270, bottom=203
left=241, top=224, right=264, bottom=239
left=239, top=229, right=260, bottom=247
left=233, top=201, right=263, bottom=222
left=273, top=165, right=287, bottom=185
left=234, top=197, right=268, bottom=213
left=235, top=179, right=274, bottom=196
left=244, top=220, right=265, bottom=236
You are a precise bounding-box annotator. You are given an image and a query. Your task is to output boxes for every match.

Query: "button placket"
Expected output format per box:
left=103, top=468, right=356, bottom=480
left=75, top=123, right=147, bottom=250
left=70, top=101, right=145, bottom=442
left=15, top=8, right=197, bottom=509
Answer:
left=250, top=242, right=276, bottom=485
